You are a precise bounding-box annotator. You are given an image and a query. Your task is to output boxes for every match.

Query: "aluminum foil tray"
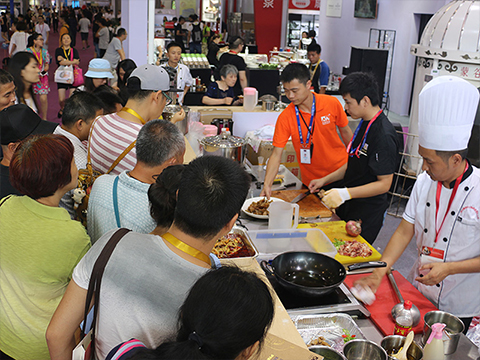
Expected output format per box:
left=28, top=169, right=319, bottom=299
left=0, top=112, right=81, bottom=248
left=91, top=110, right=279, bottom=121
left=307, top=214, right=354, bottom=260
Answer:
left=290, top=313, right=366, bottom=351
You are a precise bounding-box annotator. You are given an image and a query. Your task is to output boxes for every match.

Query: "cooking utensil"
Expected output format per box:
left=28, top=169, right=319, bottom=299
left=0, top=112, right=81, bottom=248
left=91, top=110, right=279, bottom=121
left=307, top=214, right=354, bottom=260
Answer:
left=391, top=331, right=414, bottom=360
left=268, top=201, right=299, bottom=230
left=200, top=133, right=247, bottom=164
left=260, top=251, right=386, bottom=297
left=162, top=104, right=190, bottom=134
left=388, top=270, right=421, bottom=326
left=309, top=346, right=346, bottom=360
left=422, top=310, right=464, bottom=355
left=290, top=190, right=310, bottom=204
left=271, top=190, right=331, bottom=218
left=343, top=339, right=388, bottom=360
left=381, top=335, right=423, bottom=360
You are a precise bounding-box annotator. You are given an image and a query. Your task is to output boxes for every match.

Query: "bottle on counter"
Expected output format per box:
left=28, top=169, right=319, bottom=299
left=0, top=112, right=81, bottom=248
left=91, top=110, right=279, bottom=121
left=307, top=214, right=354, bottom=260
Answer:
left=393, top=300, right=413, bottom=336
left=423, top=323, right=446, bottom=360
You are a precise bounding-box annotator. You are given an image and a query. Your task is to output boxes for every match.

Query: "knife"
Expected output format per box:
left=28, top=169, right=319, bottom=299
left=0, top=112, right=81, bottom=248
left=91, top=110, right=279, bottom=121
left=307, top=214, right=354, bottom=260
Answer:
left=290, top=190, right=310, bottom=203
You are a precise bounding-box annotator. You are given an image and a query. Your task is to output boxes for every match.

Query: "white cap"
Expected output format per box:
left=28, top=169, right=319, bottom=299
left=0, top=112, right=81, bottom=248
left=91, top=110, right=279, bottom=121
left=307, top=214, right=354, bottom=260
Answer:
left=418, top=76, right=479, bottom=151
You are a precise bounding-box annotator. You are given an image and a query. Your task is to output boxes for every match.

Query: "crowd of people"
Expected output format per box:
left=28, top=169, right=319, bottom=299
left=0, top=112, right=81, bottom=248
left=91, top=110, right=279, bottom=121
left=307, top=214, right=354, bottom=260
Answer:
left=1, top=4, right=480, bottom=360
left=0, top=57, right=273, bottom=360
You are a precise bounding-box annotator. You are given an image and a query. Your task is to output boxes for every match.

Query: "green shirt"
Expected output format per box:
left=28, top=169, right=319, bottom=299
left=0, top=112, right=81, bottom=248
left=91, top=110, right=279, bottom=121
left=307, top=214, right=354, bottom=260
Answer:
left=0, top=195, right=91, bottom=360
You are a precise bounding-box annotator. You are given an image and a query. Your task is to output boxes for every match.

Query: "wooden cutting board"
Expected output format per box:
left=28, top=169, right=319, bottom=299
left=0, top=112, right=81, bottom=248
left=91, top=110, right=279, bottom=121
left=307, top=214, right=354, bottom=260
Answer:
left=271, top=190, right=332, bottom=218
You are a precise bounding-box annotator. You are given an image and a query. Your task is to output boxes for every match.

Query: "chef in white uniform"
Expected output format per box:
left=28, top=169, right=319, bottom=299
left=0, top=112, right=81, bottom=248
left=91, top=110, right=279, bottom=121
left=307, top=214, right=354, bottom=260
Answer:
left=356, top=76, right=480, bottom=333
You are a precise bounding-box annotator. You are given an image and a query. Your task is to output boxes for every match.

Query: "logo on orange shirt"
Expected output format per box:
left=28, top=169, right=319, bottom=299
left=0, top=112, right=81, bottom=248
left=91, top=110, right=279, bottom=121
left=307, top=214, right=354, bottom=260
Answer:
left=321, top=114, right=331, bottom=125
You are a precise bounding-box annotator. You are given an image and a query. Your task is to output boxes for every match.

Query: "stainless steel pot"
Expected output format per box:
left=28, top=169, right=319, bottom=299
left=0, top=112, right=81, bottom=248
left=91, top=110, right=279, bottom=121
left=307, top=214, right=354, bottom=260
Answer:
left=200, top=133, right=247, bottom=163
left=262, top=100, right=275, bottom=111
left=162, top=104, right=190, bottom=135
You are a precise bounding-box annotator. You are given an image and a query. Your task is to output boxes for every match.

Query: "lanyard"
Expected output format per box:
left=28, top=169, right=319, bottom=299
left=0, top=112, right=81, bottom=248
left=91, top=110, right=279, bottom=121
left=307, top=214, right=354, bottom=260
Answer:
left=121, top=107, right=145, bottom=124
left=310, top=60, right=320, bottom=81
left=31, top=47, right=43, bottom=69
left=163, top=233, right=211, bottom=266
left=295, top=95, right=316, bottom=147
left=434, top=162, right=468, bottom=245
left=63, top=47, right=71, bottom=61
left=347, top=110, right=382, bottom=157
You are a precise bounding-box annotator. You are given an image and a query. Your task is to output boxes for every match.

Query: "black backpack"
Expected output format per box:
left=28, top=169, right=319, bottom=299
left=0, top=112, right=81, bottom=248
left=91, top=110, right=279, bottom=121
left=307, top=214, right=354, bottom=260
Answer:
left=192, top=23, right=202, bottom=43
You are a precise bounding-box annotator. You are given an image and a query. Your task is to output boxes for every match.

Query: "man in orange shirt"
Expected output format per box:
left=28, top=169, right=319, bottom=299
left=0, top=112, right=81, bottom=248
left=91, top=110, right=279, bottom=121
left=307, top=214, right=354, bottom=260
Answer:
left=261, top=63, right=352, bottom=197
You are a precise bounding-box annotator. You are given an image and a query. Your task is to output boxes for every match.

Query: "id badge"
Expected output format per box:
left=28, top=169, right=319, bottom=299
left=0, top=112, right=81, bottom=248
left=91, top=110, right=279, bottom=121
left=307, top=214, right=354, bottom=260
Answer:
left=300, top=148, right=311, bottom=164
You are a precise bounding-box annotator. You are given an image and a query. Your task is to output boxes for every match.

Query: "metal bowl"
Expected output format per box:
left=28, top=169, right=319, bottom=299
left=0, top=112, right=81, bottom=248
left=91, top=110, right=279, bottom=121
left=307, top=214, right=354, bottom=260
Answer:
left=309, top=345, right=346, bottom=360
left=162, top=104, right=189, bottom=134
left=381, top=335, right=423, bottom=360
left=422, top=311, right=464, bottom=355
left=343, top=339, right=388, bottom=360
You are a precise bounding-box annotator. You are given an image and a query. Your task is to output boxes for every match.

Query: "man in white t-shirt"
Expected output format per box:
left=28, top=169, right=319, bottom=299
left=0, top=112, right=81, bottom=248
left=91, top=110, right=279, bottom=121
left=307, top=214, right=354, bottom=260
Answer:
left=161, top=41, right=193, bottom=106
left=34, top=15, right=50, bottom=46
left=78, top=12, right=91, bottom=50
left=103, top=28, right=127, bottom=70
left=53, top=92, right=104, bottom=219
left=9, top=21, right=29, bottom=56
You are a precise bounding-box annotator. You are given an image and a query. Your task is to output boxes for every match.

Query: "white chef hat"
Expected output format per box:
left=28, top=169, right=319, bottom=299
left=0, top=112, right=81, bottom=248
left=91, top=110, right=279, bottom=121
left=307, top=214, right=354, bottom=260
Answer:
left=418, top=76, right=479, bottom=151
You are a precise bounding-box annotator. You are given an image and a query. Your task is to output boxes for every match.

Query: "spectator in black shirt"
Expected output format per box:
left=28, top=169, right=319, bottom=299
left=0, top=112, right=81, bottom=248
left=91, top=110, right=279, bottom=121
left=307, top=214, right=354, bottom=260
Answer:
left=174, top=16, right=187, bottom=52
left=217, top=36, right=247, bottom=97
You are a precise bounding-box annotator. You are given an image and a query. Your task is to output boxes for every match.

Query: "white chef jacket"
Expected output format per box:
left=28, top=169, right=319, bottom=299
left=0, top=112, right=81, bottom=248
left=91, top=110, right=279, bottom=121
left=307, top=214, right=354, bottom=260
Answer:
left=161, top=63, right=193, bottom=105
left=404, top=165, right=480, bottom=317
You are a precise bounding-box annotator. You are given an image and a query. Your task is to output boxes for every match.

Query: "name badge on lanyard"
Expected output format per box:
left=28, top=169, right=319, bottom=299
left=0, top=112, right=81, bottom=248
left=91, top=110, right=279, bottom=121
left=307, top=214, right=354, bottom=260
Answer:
left=295, top=96, right=316, bottom=164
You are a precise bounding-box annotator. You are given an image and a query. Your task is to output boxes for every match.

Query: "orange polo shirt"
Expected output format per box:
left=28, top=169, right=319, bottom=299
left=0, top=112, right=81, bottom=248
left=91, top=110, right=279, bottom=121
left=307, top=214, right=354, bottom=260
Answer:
left=273, top=93, right=349, bottom=186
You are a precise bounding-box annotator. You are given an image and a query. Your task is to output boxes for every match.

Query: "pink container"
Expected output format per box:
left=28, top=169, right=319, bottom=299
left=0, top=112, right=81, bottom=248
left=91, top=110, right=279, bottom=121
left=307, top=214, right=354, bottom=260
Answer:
left=203, top=124, right=218, bottom=136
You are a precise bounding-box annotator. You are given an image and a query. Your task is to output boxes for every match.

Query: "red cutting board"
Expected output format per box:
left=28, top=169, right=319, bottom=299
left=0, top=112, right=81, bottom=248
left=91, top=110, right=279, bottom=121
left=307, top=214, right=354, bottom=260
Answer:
left=344, top=271, right=438, bottom=335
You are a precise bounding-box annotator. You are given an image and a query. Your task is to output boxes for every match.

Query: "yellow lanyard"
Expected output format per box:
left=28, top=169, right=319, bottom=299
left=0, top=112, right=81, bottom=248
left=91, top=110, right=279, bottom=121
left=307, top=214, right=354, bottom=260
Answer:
left=310, top=60, right=321, bottom=81
left=63, top=47, right=71, bottom=61
left=31, top=47, right=43, bottom=69
left=121, top=107, right=146, bottom=124
left=163, top=233, right=211, bottom=266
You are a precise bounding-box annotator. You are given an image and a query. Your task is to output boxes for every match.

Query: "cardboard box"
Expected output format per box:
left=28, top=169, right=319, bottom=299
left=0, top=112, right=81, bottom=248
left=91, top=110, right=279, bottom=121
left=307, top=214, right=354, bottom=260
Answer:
left=247, top=140, right=302, bottom=181
left=198, top=108, right=233, bottom=125
left=258, top=333, right=322, bottom=360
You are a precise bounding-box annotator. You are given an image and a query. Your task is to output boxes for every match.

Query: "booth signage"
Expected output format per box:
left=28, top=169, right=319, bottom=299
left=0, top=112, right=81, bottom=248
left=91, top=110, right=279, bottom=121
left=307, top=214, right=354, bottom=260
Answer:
left=289, top=0, right=320, bottom=10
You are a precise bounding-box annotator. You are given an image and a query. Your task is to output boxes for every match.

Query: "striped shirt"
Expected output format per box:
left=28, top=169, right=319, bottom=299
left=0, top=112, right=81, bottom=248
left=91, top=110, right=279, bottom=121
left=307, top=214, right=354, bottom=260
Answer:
left=89, top=113, right=141, bottom=175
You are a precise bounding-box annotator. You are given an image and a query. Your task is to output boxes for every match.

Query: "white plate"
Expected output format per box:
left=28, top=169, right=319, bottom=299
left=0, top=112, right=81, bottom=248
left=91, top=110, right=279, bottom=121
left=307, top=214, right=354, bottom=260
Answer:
left=242, top=197, right=285, bottom=219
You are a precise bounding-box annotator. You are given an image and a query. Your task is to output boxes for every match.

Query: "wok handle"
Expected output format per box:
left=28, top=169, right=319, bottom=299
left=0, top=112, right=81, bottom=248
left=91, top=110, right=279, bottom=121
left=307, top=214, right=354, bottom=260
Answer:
left=387, top=269, right=404, bottom=303
left=260, top=260, right=275, bottom=277
left=347, top=261, right=387, bottom=272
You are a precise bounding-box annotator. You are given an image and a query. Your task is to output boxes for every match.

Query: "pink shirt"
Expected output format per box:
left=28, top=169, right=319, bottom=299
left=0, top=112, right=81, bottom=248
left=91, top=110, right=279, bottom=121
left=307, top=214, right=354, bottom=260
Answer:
left=89, top=113, right=142, bottom=175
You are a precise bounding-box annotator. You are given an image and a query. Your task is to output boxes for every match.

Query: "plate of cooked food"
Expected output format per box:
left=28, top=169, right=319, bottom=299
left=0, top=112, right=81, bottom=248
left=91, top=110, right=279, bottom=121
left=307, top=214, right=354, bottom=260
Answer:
left=242, top=197, right=285, bottom=219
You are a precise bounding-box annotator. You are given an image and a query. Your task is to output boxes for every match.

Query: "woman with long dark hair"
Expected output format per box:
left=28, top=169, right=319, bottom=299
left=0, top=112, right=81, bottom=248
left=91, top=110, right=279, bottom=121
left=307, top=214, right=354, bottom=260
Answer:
left=55, top=33, right=80, bottom=118
left=9, top=51, right=40, bottom=113
left=105, top=266, right=275, bottom=360
left=113, top=58, right=137, bottom=91
left=26, top=33, right=51, bottom=120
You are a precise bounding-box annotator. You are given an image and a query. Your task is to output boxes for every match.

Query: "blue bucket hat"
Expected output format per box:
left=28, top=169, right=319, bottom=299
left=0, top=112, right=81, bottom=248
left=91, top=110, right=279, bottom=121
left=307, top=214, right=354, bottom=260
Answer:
left=85, top=59, right=114, bottom=79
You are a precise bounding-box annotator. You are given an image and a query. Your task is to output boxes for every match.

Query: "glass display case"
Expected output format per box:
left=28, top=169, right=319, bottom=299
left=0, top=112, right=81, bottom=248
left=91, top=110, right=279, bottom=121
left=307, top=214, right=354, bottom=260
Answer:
left=287, top=13, right=318, bottom=48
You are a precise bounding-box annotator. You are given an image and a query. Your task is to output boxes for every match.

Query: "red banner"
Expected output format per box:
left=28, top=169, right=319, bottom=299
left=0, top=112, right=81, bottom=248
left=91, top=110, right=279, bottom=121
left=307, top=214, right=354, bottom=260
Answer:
left=288, top=0, right=320, bottom=10
left=254, top=0, right=284, bottom=55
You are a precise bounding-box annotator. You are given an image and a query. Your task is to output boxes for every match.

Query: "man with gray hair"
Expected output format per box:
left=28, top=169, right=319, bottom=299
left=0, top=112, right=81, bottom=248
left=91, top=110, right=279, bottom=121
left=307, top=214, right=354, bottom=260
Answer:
left=218, top=36, right=247, bottom=97
left=87, top=119, right=185, bottom=242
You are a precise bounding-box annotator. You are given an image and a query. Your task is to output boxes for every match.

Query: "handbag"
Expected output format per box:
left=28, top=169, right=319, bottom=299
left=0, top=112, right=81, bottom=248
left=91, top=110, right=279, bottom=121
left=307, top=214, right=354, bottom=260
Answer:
left=72, top=228, right=131, bottom=360
left=55, top=65, right=74, bottom=84
left=71, top=49, right=84, bottom=87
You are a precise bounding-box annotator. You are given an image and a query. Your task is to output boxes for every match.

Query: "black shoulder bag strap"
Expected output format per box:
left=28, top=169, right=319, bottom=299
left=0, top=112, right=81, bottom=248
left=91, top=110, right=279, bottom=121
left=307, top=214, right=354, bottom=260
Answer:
left=81, top=228, right=131, bottom=354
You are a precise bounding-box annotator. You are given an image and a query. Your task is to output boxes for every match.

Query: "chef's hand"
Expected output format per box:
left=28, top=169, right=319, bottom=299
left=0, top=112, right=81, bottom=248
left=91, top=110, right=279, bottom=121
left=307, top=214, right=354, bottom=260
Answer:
left=415, top=262, right=451, bottom=286
left=224, top=97, right=234, bottom=105
left=322, top=188, right=351, bottom=209
left=170, top=109, right=186, bottom=124
left=308, top=178, right=325, bottom=193
left=260, top=185, right=271, bottom=200
left=353, top=269, right=384, bottom=293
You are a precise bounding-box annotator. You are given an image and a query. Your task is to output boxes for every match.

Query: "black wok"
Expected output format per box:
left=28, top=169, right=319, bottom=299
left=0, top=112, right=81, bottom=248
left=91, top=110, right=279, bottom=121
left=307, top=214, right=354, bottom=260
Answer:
left=261, top=251, right=386, bottom=297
